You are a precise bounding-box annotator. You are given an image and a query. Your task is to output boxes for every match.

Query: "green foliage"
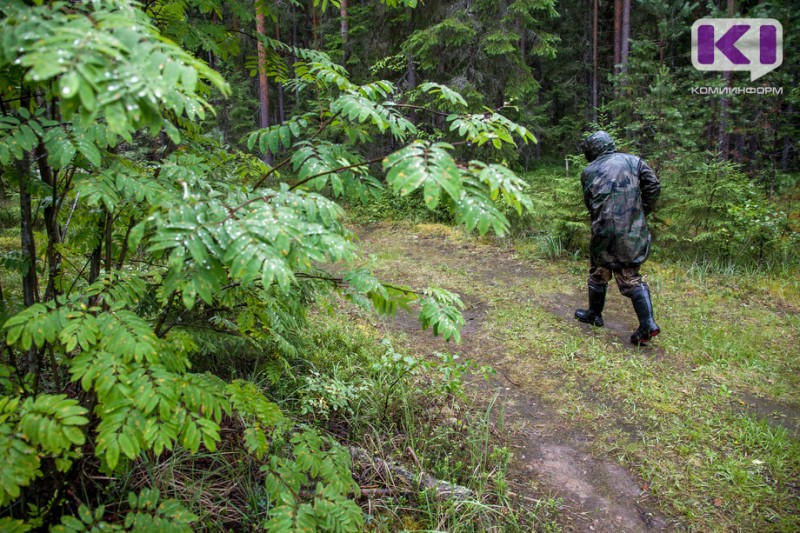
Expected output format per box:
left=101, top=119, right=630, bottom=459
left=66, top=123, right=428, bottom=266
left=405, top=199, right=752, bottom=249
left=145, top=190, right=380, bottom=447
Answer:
left=384, top=141, right=462, bottom=208
left=0, top=0, right=536, bottom=528
left=0, top=394, right=88, bottom=506
left=418, top=287, right=466, bottom=342
left=247, top=113, right=315, bottom=157
left=299, top=371, right=368, bottom=421
left=227, top=379, right=284, bottom=459
left=418, top=82, right=468, bottom=110
left=0, top=1, right=228, bottom=144
left=657, top=156, right=800, bottom=266
left=51, top=489, right=196, bottom=532
left=262, top=429, right=363, bottom=532
left=507, top=165, right=587, bottom=250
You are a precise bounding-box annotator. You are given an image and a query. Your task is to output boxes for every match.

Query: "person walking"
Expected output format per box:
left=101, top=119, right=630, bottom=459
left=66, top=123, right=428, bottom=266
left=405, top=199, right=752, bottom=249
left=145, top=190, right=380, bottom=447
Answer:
left=574, top=131, right=662, bottom=345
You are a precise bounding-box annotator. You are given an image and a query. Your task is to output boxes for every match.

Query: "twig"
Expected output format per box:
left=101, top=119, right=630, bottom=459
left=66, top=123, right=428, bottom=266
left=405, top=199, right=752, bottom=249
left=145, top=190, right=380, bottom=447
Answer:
left=153, top=292, right=176, bottom=338
left=61, top=191, right=79, bottom=241
left=501, top=371, right=520, bottom=387
left=250, top=111, right=343, bottom=191
left=288, top=155, right=384, bottom=192
left=384, top=102, right=452, bottom=117
left=406, top=447, right=421, bottom=471
left=116, top=217, right=137, bottom=269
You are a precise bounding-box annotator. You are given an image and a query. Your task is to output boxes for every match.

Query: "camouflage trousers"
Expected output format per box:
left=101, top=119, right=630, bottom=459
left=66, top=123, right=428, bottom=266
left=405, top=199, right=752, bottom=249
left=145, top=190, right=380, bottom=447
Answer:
left=587, top=264, right=644, bottom=298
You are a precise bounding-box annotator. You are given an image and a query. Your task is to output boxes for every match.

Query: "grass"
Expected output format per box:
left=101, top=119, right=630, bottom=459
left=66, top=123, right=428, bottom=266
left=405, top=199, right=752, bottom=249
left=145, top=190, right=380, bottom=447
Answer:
left=353, top=221, right=800, bottom=532
left=95, top=299, right=557, bottom=532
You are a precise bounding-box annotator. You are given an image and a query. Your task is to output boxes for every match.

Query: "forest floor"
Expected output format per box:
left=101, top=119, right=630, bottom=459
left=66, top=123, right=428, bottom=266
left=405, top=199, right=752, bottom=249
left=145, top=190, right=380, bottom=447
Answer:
left=351, top=221, right=800, bottom=532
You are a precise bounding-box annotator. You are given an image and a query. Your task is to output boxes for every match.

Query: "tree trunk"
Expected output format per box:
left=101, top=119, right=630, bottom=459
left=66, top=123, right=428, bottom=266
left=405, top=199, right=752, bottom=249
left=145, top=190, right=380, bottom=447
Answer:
left=405, top=7, right=417, bottom=125
left=311, top=0, right=319, bottom=49
left=18, top=158, right=38, bottom=309
left=255, top=5, right=272, bottom=164
left=581, top=0, right=592, bottom=122
left=36, top=142, right=61, bottom=302
left=613, top=0, right=622, bottom=75
left=13, top=90, right=39, bottom=311
left=275, top=20, right=285, bottom=124
left=209, top=10, right=218, bottom=70
left=340, top=0, right=349, bottom=64
left=780, top=103, right=792, bottom=171
left=770, top=125, right=777, bottom=201
left=717, top=0, right=735, bottom=161
left=87, top=213, right=104, bottom=310
left=592, top=0, right=598, bottom=122
left=620, top=0, right=630, bottom=75
left=292, top=3, right=300, bottom=109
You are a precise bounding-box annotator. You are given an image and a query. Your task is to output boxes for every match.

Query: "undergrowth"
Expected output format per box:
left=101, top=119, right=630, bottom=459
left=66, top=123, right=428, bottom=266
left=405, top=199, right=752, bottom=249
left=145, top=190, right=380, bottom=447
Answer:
left=83, top=299, right=557, bottom=532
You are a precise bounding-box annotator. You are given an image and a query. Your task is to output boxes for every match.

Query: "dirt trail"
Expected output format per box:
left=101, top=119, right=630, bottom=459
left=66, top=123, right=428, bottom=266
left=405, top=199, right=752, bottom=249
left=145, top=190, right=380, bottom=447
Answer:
left=358, top=224, right=672, bottom=532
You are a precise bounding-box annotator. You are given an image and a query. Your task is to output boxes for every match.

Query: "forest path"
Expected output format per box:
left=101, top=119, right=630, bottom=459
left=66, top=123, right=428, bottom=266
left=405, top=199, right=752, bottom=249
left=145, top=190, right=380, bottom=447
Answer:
left=355, top=222, right=673, bottom=532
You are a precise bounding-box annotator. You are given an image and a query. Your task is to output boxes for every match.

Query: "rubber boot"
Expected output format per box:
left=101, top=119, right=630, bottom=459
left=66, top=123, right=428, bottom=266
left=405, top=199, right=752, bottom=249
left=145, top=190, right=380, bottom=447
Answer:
left=575, top=285, right=606, bottom=327
left=629, top=284, right=660, bottom=345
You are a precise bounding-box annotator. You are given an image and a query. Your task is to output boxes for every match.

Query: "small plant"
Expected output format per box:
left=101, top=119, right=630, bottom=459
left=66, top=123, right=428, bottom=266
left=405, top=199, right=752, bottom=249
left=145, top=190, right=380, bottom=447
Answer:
left=299, top=371, right=369, bottom=421
left=262, top=429, right=363, bottom=532
left=49, top=489, right=197, bottom=532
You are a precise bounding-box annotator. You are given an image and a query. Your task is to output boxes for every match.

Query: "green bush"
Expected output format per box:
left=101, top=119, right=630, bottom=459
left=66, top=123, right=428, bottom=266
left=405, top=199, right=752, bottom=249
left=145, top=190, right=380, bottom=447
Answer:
left=0, top=1, right=536, bottom=529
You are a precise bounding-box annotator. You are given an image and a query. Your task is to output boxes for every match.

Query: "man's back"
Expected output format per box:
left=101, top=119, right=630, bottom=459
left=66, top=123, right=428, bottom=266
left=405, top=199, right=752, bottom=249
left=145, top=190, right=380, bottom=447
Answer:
left=581, top=151, right=658, bottom=268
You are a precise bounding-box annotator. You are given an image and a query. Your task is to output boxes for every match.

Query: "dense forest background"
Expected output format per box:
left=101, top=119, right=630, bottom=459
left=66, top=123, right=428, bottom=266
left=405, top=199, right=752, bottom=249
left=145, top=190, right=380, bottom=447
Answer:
left=211, top=0, right=800, bottom=264
left=0, top=0, right=798, bottom=531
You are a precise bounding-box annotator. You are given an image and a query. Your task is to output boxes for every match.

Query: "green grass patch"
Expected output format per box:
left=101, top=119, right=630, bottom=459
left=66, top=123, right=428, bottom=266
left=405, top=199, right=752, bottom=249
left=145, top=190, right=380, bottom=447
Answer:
left=357, top=222, right=800, bottom=532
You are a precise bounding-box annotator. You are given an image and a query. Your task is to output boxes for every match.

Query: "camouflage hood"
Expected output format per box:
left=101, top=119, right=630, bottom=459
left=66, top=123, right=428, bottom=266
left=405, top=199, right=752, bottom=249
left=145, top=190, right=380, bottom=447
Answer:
left=579, top=136, right=661, bottom=269
left=582, top=131, right=617, bottom=162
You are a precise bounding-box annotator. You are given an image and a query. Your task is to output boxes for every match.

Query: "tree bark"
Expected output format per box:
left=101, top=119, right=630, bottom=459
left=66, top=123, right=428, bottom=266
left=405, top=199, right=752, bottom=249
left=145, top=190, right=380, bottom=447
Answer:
left=348, top=446, right=475, bottom=501
left=36, top=142, right=61, bottom=302
left=255, top=3, right=272, bottom=164
left=209, top=10, right=218, bottom=70
left=406, top=8, right=417, bottom=124
left=291, top=3, right=300, bottom=109
left=613, top=0, right=622, bottom=75
left=583, top=0, right=592, bottom=122
left=770, top=124, right=777, bottom=201
left=87, top=214, right=104, bottom=308
left=340, top=0, right=349, bottom=64
left=13, top=90, right=39, bottom=311
left=780, top=103, right=792, bottom=171
left=275, top=20, right=285, bottom=124
left=592, top=0, right=598, bottom=122
left=717, top=0, right=735, bottom=161
left=311, top=0, right=319, bottom=49
left=620, top=0, right=630, bottom=75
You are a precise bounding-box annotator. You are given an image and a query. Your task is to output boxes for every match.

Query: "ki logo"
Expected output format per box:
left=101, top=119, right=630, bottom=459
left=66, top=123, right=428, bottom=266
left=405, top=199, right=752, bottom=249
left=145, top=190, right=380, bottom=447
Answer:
left=691, top=18, right=783, bottom=81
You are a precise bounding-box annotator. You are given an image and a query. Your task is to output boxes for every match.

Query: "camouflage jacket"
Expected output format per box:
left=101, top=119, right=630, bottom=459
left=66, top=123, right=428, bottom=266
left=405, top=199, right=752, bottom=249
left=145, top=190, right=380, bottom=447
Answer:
left=580, top=132, right=661, bottom=269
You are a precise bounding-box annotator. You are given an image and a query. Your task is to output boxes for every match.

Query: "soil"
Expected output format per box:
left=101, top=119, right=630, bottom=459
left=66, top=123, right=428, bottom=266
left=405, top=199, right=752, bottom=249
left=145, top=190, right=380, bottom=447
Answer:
left=358, top=224, right=674, bottom=532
